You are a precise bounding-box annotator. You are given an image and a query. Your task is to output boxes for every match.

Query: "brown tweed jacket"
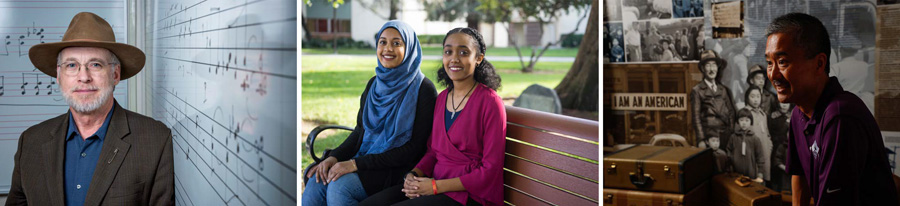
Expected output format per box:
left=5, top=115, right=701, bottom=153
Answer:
left=6, top=102, right=175, bottom=206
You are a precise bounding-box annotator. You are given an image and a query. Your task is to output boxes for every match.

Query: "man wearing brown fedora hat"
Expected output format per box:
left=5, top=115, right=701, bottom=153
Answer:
left=6, top=12, right=174, bottom=206
left=690, top=50, right=736, bottom=150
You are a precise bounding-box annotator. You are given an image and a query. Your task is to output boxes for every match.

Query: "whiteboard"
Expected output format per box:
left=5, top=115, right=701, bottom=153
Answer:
left=147, top=0, right=297, bottom=205
left=0, top=1, right=128, bottom=194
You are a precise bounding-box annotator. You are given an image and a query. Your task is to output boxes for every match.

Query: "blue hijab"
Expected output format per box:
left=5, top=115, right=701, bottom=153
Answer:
left=356, top=21, right=425, bottom=157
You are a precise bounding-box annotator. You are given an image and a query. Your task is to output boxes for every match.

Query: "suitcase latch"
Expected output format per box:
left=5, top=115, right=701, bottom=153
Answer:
left=629, top=163, right=654, bottom=188
left=604, top=194, right=613, bottom=204
left=664, top=165, right=675, bottom=178
left=607, top=163, right=617, bottom=175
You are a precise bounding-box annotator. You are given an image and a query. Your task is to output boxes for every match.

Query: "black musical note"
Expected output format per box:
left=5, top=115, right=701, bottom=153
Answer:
left=18, top=35, right=26, bottom=56
left=3, top=35, right=10, bottom=56
left=226, top=52, right=232, bottom=71
left=257, top=136, right=264, bottom=171
left=20, top=73, right=27, bottom=95
left=33, top=73, right=40, bottom=95
left=203, top=82, right=207, bottom=103
left=255, top=53, right=267, bottom=96
left=0, top=76, right=5, bottom=96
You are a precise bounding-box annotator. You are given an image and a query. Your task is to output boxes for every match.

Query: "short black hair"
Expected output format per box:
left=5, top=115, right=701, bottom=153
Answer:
left=744, top=86, right=762, bottom=108
left=736, top=108, right=754, bottom=125
left=765, top=13, right=831, bottom=74
left=436, top=27, right=502, bottom=91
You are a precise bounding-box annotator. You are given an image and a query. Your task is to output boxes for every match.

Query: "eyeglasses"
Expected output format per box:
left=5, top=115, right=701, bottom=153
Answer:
left=57, top=61, right=116, bottom=76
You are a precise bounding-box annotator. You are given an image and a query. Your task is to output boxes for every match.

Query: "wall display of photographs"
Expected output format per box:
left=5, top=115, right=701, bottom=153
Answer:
left=624, top=18, right=705, bottom=62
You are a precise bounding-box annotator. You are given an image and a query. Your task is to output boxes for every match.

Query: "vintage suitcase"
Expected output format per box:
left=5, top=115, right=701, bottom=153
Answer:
left=604, top=145, right=714, bottom=193
left=603, top=181, right=709, bottom=206
left=710, top=173, right=781, bottom=206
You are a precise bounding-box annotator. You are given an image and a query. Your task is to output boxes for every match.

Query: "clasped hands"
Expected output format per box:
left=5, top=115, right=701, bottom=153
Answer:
left=401, top=172, right=435, bottom=199
left=305, top=157, right=357, bottom=185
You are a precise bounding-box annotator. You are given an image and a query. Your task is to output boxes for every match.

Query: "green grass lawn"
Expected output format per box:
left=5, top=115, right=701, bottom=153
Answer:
left=302, top=46, right=580, bottom=57
left=300, top=55, right=572, bottom=170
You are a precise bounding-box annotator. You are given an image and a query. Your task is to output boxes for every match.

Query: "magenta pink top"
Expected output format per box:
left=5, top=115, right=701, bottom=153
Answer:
left=414, top=83, right=507, bottom=206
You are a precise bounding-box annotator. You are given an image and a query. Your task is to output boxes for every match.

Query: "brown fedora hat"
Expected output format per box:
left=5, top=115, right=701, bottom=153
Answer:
left=29, top=12, right=144, bottom=79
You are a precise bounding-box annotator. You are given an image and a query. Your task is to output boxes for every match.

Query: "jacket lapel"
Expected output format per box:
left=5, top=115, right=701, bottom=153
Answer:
left=43, top=114, right=69, bottom=206
left=84, top=103, right=132, bottom=206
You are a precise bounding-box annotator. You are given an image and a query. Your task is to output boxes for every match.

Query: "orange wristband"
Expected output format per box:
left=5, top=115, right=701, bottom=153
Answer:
left=432, top=179, right=437, bottom=195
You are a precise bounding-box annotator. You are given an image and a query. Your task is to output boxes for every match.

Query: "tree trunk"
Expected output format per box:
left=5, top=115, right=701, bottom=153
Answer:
left=554, top=0, right=598, bottom=112
left=332, top=6, right=338, bottom=54
left=465, top=0, right=480, bottom=30
left=466, top=13, right=480, bottom=30
left=301, top=16, right=312, bottom=41
left=389, top=0, right=399, bottom=20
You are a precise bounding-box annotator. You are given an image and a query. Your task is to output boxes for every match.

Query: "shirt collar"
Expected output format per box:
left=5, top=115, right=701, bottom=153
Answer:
left=67, top=105, right=115, bottom=141
left=800, top=77, right=843, bottom=125
left=704, top=79, right=717, bottom=91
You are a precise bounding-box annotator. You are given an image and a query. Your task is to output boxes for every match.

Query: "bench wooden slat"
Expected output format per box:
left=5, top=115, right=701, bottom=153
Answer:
left=505, top=105, right=599, bottom=142
left=506, top=140, right=598, bottom=180
left=505, top=155, right=598, bottom=199
left=504, top=185, right=553, bottom=206
left=507, top=124, right=599, bottom=161
left=504, top=170, right=598, bottom=206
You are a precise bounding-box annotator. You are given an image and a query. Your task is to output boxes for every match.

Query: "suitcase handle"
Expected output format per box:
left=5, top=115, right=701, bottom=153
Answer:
left=629, top=172, right=654, bottom=188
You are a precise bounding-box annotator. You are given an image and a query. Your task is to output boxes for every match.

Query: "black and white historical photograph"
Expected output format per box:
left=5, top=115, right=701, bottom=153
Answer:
left=690, top=50, right=736, bottom=150
left=673, top=0, right=704, bottom=18
left=712, top=0, right=744, bottom=38
left=625, top=18, right=704, bottom=62
left=605, top=23, right=626, bottom=63
left=622, top=0, right=674, bottom=20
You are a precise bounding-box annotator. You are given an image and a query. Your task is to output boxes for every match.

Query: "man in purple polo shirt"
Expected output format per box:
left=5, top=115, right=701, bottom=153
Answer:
left=765, top=13, right=898, bottom=205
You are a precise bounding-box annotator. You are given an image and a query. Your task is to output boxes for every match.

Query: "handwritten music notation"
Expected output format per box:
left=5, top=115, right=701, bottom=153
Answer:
left=1, top=22, right=46, bottom=57
left=149, top=0, right=297, bottom=205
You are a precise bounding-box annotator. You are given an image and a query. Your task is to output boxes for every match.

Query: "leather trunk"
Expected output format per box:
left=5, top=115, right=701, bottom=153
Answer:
left=710, top=173, right=781, bottom=206
left=604, top=145, right=714, bottom=193
left=603, top=181, right=709, bottom=206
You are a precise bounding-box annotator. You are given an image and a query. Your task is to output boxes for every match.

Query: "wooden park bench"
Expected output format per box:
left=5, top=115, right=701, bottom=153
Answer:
left=305, top=105, right=600, bottom=205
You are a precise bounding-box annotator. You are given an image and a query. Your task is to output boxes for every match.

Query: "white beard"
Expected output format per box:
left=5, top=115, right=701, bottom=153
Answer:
left=62, top=83, right=114, bottom=113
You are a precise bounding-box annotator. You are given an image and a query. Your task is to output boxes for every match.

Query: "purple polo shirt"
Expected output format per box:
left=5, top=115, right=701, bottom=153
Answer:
left=786, top=77, right=898, bottom=205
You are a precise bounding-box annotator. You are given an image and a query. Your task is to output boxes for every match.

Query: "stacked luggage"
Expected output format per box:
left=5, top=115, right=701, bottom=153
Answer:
left=603, top=146, right=782, bottom=205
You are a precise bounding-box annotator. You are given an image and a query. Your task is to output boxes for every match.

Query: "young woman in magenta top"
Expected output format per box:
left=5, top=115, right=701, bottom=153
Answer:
left=360, top=27, right=506, bottom=206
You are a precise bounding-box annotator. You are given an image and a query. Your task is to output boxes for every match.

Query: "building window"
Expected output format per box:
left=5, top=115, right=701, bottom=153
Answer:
left=306, top=18, right=350, bottom=34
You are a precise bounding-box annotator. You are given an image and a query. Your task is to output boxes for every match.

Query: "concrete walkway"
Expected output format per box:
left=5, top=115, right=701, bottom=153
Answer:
left=303, top=53, right=577, bottom=62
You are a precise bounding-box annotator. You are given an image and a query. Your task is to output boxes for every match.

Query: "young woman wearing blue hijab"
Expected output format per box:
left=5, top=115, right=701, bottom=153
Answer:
left=302, top=21, right=437, bottom=205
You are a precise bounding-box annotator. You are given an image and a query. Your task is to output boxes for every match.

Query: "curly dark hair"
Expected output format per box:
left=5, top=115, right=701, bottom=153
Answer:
left=436, top=27, right=502, bottom=91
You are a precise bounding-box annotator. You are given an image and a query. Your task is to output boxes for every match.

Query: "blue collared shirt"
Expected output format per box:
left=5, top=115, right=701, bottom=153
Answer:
left=64, top=108, right=113, bottom=206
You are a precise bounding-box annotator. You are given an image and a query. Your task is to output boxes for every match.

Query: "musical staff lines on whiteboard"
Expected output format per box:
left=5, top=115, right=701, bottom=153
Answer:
left=149, top=0, right=297, bottom=205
